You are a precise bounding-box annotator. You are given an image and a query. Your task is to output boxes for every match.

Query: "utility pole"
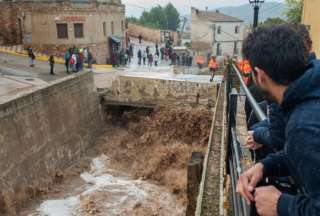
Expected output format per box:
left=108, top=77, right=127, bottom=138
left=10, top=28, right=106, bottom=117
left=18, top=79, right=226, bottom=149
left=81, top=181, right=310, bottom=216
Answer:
left=212, top=24, right=216, bottom=56
left=249, top=0, right=265, bottom=29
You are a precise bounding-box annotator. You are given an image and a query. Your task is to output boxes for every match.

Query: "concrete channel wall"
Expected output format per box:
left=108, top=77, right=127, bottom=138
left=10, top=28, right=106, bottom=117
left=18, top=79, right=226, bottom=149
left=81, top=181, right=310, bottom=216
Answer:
left=0, top=72, right=103, bottom=213
left=101, top=75, right=218, bottom=108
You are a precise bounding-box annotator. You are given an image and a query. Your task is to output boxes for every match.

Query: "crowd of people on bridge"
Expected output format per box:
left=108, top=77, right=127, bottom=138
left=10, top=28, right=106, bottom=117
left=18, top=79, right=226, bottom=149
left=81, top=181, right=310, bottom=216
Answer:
left=111, top=44, right=134, bottom=67
left=234, top=23, right=319, bottom=216
left=64, top=47, right=94, bottom=74
left=136, top=41, right=193, bottom=68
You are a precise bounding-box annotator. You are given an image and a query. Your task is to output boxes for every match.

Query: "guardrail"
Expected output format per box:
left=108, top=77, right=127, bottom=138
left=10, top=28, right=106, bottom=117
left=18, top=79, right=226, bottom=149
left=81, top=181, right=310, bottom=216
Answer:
left=226, top=62, right=267, bottom=216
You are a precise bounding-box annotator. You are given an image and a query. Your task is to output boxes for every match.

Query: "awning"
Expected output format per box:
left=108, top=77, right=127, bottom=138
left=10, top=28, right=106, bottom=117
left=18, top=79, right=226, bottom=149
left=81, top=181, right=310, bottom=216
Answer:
left=109, top=35, right=122, bottom=43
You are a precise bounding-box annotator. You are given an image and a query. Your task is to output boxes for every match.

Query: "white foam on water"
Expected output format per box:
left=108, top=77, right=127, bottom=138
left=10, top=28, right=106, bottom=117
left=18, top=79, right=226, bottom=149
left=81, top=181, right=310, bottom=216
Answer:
left=37, top=196, right=80, bottom=216
left=30, top=154, right=155, bottom=216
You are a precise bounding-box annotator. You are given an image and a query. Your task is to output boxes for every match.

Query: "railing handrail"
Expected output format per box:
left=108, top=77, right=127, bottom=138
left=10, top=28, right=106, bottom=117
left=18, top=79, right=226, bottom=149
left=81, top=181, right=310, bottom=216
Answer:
left=227, top=62, right=268, bottom=216
left=231, top=64, right=267, bottom=122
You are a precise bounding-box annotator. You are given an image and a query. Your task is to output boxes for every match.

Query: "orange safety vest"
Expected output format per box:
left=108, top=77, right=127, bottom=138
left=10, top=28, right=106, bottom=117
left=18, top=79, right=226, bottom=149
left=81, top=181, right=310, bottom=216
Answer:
left=196, top=55, right=205, bottom=65
left=208, top=58, right=218, bottom=69
left=238, top=60, right=252, bottom=85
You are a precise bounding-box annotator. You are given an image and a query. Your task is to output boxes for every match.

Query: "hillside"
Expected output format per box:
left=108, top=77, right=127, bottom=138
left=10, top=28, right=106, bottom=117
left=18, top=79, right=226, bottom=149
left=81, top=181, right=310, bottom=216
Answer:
left=217, top=2, right=287, bottom=24
left=182, top=2, right=288, bottom=25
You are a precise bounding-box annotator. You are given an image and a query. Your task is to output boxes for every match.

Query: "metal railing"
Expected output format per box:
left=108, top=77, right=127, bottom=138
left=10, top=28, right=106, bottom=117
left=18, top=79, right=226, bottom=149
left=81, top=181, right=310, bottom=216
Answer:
left=226, top=62, right=267, bottom=216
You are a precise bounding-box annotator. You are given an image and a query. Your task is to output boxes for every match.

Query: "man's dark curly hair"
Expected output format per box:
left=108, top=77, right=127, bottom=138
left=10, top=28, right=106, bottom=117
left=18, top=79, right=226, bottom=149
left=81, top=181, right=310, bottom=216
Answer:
left=295, top=24, right=312, bottom=52
left=242, top=24, right=308, bottom=85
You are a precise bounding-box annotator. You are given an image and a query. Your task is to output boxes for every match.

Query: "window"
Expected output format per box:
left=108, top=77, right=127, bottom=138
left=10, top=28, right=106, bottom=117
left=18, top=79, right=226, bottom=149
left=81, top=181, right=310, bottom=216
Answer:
left=234, top=42, right=239, bottom=55
left=111, top=21, right=114, bottom=35
left=235, top=26, right=239, bottom=34
left=74, top=23, right=84, bottom=38
left=217, top=26, right=221, bottom=34
left=103, top=22, right=106, bottom=36
left=217, top=43, right=222, bottom=56
left=56, top=23, right=68, bottom=39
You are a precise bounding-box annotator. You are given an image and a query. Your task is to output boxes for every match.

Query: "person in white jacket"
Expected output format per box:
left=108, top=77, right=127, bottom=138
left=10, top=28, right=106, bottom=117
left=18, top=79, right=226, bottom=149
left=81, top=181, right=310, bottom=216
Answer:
left=154, top=53, right=159, bottom=66
left=70, top=54, right=77, bottom=72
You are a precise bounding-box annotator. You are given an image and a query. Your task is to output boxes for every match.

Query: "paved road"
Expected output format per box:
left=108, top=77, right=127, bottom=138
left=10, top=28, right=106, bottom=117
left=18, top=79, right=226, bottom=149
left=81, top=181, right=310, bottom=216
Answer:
left=0, top=48, right=218, bottom=101
left=0, top=52, right=71, bottom=100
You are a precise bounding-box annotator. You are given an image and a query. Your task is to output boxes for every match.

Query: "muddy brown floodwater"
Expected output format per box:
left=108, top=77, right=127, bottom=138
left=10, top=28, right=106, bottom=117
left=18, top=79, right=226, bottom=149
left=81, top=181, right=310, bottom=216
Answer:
left=22, top=106, right=212, bottom=216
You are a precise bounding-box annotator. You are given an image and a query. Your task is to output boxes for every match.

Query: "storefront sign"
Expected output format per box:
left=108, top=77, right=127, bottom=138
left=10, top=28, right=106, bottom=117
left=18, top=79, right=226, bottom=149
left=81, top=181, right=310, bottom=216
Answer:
left=54, top=16, right=86, bottom=23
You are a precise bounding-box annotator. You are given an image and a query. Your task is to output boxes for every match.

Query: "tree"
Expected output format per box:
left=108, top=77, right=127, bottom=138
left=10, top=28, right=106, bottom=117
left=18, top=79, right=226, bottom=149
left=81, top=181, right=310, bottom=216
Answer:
left=262, top=17, right=287, bottom=26
left=164, top=3, right=180, bottom=31
left=126, top=16, right=139, bottom=24
left=286, top=0, right=303, bottom=23
left=126, top=3, right=181, bottom=31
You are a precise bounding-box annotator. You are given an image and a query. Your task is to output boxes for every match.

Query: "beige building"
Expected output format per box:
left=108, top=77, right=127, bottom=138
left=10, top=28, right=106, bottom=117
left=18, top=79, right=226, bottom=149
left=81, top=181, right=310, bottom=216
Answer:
left=302, top=0, right=320, bottom=57
left=190, top=7, right=245, bottom=58
left=0, top=0, right=125, bottom=64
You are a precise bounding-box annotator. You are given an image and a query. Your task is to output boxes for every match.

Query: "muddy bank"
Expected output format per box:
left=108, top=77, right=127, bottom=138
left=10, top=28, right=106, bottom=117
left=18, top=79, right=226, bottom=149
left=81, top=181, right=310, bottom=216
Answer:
left=97, top=106, right=212, bottom=209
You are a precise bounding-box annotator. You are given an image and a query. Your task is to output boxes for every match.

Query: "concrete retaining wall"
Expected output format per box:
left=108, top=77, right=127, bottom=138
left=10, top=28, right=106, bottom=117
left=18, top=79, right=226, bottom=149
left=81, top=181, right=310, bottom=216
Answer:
left=0, top=72, right=103, bottom=214
left=102, top=75, right=217, bottom=108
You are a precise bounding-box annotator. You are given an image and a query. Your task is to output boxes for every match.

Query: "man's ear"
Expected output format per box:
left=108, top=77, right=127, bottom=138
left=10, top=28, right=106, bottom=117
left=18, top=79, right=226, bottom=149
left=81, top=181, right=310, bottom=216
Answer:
left=254, top=67, right=267, bottom=84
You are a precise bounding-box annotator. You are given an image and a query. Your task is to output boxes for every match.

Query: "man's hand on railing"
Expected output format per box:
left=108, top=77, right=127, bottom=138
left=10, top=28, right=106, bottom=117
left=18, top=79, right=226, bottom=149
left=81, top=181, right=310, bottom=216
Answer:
left=246, top=131, right=263, bottom=150
left=236, top=163, right=264, bottom=204
left=254, top=186, right=282, bottom=216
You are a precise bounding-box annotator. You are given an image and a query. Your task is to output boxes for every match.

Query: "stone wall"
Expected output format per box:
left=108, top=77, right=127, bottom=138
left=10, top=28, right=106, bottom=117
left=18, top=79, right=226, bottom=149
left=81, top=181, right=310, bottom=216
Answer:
left=0, top=72, right=104, bottom=215
left=102, top=75, right=217, bottom=108
left=0, top=3, right=23, bottom=44
left=127, top=22, right=179, bottom=44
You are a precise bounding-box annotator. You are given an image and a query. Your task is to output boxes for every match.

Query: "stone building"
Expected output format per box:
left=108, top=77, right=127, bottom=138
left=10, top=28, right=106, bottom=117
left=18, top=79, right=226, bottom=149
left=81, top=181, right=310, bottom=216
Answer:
left=190, top=7, right=245, bottom=58
left=302, top=0, right=320, bottom=57
left=0, top=0, right=125, bottom=64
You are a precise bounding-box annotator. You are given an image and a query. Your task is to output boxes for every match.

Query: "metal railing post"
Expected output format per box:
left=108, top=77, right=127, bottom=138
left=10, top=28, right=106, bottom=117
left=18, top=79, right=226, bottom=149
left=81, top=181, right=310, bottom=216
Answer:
left=227, top=88, right=238, bottom=177
left=226, top=63, right=233, bottom=115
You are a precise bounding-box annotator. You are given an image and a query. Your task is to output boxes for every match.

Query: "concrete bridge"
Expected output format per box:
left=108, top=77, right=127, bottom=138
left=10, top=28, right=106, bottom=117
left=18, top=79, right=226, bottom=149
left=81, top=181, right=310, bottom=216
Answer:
left=98, top=72, right=224, bottom=108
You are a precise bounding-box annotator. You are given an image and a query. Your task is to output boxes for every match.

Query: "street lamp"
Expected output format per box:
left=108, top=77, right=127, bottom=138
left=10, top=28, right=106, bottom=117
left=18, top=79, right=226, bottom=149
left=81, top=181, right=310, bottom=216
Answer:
left=249, top=0, right=265, bottom=28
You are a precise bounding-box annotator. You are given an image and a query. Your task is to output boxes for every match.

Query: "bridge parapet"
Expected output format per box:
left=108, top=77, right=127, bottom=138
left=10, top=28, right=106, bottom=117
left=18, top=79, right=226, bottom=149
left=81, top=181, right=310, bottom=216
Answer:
left=100, top=74, right=223, bottom=108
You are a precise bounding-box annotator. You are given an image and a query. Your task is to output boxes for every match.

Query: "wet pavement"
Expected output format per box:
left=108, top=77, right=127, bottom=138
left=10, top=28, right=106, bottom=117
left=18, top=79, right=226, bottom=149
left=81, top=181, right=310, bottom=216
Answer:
left=121, top=71, right=223, bottom=84
left=0, top=76, right=33, bottom=97
left=0, top=52, right=75, bottom=102
left=0, top=75, right=50, bottom=103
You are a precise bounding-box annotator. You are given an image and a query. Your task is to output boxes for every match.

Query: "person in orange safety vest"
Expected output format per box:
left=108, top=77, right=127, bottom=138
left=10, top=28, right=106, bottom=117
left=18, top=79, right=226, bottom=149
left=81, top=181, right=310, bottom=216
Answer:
left=209, top=56, right=218, bottom=82
left=196, top=55, right=205, bottom=69
left=238, top=59, right=252, bottom=86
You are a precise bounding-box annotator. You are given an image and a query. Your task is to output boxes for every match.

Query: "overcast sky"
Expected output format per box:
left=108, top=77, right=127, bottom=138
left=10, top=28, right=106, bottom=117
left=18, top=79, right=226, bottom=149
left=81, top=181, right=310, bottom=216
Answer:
left=123, top=0, right=285, bottom=17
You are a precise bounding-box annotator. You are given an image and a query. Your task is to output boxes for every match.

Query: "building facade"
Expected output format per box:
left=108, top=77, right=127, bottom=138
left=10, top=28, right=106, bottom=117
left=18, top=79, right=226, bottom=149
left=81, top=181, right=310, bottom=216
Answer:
left=0, top=0, right=125, bottom=64
left=302, top=0, right=320, bottom=57
left=190, top=7, right=245, bottom=58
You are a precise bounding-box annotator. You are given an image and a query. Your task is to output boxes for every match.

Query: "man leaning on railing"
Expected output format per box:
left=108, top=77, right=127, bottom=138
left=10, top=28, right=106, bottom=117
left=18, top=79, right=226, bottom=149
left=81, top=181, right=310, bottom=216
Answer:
left=236, top=24, right=320, bottom=216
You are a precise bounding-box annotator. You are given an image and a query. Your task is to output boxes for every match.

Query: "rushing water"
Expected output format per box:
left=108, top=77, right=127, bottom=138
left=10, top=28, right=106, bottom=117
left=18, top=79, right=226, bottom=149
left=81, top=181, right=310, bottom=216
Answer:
left=29, top=154, right=184, bottom=216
